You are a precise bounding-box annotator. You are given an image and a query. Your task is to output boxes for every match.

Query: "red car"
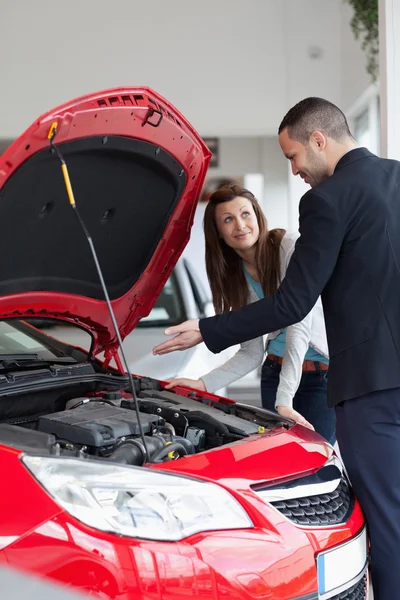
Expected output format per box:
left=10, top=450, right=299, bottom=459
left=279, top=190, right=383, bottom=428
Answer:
left=0, top=88, right=368, bottom=600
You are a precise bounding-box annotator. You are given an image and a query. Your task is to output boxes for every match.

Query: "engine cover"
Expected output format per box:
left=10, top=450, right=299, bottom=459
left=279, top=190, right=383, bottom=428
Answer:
left=36, top=402, right=162, bottom=450
left=138, top=390, right=264, bottom=435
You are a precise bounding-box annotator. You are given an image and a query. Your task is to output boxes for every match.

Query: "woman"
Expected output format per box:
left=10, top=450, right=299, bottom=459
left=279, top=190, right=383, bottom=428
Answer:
left=166, top=183, right=335, bottom=444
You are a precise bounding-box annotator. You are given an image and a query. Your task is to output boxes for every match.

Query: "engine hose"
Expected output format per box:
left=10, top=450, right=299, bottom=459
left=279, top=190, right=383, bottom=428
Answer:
left=170, top=435, right=195, bottom=455
left=159, top=423, right=176, bottom=436
left=107, top=435, right=162, bottom=464
left=107, top=440, right=144, bottom=465
left=150, top=442, right=188, bottom=463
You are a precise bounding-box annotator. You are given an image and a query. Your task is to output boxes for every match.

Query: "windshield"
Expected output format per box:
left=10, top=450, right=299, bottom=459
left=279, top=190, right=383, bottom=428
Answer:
left=0, top=321, right=76, bottom=361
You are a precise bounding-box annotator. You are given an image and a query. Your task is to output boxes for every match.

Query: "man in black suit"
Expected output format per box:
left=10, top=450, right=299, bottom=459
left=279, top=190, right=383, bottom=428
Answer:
left=153, top=97, right=400, bottom=599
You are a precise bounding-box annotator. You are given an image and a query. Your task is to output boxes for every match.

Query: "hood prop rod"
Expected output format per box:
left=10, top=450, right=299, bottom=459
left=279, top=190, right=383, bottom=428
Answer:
left=47, top=122, right=150, bottom=464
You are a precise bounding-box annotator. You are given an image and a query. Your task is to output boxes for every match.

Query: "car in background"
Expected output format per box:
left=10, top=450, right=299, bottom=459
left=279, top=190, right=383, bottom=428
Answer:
left=34, top=258, right=236, bottom=395
left=0, top=87, right=368, bottom=600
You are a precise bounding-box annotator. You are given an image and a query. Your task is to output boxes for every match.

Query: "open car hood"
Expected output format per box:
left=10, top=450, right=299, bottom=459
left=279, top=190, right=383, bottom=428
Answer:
left=0, top=88, right=211, bottom=358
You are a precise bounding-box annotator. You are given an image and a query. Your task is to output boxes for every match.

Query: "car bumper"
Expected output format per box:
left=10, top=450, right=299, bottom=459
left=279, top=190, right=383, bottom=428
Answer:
left=2, top=512, right=369, bottom=600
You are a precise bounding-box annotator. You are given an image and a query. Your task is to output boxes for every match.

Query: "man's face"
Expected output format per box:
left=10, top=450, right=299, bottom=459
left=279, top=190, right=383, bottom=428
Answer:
left=279, top=128, right=330, bottom=188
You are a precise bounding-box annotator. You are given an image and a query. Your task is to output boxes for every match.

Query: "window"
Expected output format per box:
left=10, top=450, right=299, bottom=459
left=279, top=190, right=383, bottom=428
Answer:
left=183, top=259, right=207, bottom=318
left=354, top=108, right=370, bottom=147
left=137, top=271, right=186, bottom=327
left=347, top=85, right=380, bottom=156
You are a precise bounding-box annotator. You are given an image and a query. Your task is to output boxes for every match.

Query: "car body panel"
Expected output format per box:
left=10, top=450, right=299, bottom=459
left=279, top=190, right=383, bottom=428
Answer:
left=0, top=442, right=362, bottom=600
left=0, top=424, right=366, bottom=599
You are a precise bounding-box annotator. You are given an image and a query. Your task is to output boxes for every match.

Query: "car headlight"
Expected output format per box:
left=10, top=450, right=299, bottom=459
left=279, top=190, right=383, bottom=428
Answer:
left=23, top=456, right=252, bottom=541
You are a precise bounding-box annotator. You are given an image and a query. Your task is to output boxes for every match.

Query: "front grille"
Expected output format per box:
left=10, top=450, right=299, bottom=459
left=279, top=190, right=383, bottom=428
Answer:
left=271, top=475, right=354, bottom=526
left=331, top=573, right=367, bottom=599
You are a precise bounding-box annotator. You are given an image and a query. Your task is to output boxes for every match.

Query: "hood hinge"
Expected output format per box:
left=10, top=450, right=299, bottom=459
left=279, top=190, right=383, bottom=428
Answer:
left=103, top=344, right=124, bottom=372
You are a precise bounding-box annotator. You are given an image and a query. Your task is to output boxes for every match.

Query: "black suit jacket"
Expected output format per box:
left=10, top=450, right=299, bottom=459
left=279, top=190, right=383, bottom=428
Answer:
left=199, top=148, right=400, bottom=407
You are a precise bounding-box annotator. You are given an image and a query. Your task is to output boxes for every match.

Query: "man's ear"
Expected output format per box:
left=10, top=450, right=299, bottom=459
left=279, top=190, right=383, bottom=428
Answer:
left=311, top=130, right=327, bottom=150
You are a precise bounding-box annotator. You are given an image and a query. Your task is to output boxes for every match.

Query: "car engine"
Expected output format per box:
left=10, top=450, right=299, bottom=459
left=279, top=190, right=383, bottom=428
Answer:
left=0, top=375, right=289, bottom=466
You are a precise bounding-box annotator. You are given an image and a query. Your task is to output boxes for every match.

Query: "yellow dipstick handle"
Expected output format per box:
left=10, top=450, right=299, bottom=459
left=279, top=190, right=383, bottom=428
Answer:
left=47, top=121, right=58, bottom=140
left=61, top=163, right=76, bottom=206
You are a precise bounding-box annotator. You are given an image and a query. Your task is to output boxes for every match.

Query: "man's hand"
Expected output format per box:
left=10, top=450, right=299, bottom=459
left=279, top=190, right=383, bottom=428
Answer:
left=276, top=405, right=315, bottom=431
left=153, top=319, right=203, bottom=355
left=165, top=378, right=206, bottom=391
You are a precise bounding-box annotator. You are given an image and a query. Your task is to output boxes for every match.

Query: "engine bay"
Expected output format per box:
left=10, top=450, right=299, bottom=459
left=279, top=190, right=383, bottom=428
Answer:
left=0, top=374, right=290, bottom=466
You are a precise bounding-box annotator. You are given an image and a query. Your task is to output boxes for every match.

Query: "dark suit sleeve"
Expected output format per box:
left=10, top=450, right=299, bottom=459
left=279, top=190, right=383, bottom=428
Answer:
left=199, top=190, right=343, bottom=353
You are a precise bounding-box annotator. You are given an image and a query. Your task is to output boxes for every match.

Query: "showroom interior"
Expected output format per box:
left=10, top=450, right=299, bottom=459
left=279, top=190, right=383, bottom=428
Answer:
left=0, top=0, right=386, bottom=404
left=0, top=0, right=399, bottom=598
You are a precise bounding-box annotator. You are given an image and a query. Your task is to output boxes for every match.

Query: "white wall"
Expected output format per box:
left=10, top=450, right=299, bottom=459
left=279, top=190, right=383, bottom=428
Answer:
left=206, top=138, right=262, bottom=178
left=378, top=0, right=400, bottom=160
left=283, top=0, right=342, bottom=110
left=0, top=0, right=285, bottom=138
left=0, top=0, right=371, bottom=140
left=259, top=137, right=290, bottom=230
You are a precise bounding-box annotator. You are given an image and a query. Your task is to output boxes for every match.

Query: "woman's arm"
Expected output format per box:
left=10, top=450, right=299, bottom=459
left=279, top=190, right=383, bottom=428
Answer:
left=166, top=288, right=265, bottom=393
left=275, top=311, right=312, bottom=408
left=273, top=233, right=320, bottom=429
left=166, top=335, right=264, bottom=393
left=200, top=335, right=264, bottom=392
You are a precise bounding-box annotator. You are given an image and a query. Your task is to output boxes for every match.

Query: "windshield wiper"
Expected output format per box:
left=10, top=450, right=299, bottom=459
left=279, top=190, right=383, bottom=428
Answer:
left=0, top=354, right=76, bottom=371
left=0, top=354, right=40, bottom=361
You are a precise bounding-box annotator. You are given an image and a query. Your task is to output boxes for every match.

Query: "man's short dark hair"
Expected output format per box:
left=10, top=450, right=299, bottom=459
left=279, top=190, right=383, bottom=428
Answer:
left=278, top=97, right=353, bottom=144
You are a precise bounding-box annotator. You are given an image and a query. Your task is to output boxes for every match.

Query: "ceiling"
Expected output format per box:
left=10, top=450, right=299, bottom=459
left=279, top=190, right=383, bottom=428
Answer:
left=0, top=0, right=369, bottom=139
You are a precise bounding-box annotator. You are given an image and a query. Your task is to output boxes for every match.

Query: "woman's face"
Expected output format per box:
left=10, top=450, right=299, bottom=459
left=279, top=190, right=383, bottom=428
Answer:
left=214, top=196, right=260, bottom=252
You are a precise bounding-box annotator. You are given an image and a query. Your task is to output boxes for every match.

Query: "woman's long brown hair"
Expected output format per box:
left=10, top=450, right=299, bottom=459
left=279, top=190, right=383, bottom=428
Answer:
left=204, top=183, right=285, bottom=314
